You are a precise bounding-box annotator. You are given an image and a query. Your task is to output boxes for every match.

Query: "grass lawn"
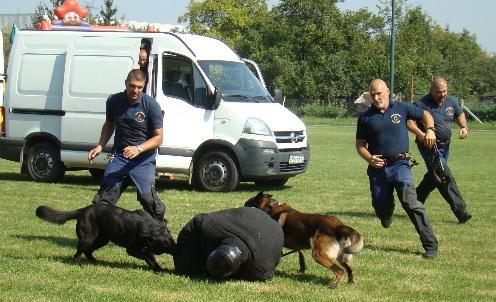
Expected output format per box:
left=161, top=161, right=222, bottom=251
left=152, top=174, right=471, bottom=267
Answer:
left=0, top=119, right=495, bottom=301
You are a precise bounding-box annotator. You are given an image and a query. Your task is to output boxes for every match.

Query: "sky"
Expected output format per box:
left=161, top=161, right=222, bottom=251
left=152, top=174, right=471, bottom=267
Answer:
left=2, top=0, right=494, bottom=53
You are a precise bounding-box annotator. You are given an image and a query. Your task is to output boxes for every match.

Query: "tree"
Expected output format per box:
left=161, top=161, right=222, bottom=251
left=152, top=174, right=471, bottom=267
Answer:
left=97, top=0, right=119, bottom=26
left=2, top=26, right=12, bottom=71
left=179, top=0, right=270, bottom=56
left=180, top=0, right=495, bottom=110
left=31, top=0, right=64, bottom=28
left=83, top=0, right=99, bottom=25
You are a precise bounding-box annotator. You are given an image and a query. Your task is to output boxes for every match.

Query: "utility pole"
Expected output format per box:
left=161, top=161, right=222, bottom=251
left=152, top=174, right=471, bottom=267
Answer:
left=389, top=0, right=396, bottom=101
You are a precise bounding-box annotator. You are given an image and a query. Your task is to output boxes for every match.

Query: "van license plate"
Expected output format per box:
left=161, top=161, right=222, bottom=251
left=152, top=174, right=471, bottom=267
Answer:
left=288, top=155, right=305, bottom=164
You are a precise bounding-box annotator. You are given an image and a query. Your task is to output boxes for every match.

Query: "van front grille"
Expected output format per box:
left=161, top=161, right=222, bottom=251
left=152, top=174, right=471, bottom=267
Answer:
left=274, top=131, right=305, bottom=144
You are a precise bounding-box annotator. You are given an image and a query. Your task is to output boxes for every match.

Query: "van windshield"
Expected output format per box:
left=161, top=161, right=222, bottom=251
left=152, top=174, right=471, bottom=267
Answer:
left=198, top=60, right=273, bottom=103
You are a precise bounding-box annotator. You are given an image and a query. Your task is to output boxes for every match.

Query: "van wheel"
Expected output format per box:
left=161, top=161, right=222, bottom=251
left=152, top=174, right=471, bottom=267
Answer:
left=195, top=150, right=239, bottom=192
left=254, top=178, right=289, bottom=187
left=27, top=142, right=65, bottom=182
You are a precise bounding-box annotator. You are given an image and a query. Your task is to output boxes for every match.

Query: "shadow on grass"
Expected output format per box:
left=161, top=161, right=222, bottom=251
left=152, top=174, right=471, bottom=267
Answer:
left=0, top=172, right=99, bottom=187
left=155, top=178, right=291, bottom=193
left=275, top=269, right=330, bottom=286
left=54, top=255, right=176, bottom=274
left=0, top=171, right=292, bottom=193
left=365, top=243, right=420, bottom=256
left=322, top=211, right=408, bottom=221
left=14, top=234, right=77, bottom=248
left=0, top=172, right=31, bottom=181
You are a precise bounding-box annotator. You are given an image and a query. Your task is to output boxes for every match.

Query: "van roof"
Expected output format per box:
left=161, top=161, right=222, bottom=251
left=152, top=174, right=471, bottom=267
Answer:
left=16, top=30, right=242, bottom=63
left=174, top=33, right=242, bottom=62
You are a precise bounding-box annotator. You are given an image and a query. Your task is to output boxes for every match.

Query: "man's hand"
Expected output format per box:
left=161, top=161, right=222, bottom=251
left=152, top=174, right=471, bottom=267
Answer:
left=423, top=128, right=436, bottom=149
left=367, top=154, right=385, bottom=168
left=123, top=146, right=140, bottom=159
left=459, top=127, right=468, bottom=139
left=88, top=145, right=103, bottom=163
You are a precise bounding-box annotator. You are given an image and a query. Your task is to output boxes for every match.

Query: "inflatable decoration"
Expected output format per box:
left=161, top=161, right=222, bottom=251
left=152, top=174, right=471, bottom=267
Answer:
left=37, top=0, right=129, bottom=32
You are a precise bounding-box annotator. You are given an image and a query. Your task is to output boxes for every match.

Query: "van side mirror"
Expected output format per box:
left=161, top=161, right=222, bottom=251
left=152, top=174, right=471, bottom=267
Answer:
left=206, top=87, right=221, bottom=110
left=273, top=88, right=283, bottom=104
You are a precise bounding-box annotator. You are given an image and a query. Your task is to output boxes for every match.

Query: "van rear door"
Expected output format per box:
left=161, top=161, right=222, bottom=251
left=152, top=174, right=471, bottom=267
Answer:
left=1, top=35, right=5, bottom=106
left=60, top=36, right=141, bottom=165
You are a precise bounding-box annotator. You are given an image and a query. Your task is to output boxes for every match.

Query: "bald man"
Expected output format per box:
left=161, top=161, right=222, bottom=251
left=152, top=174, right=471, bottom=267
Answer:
left=407, top=78, right=471, bottom=224
left=356, top=79, right=439, bottom=259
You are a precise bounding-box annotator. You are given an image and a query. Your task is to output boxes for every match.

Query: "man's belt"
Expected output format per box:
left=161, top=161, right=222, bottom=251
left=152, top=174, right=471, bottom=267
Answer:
left=383, top=153, right=410, bottom=165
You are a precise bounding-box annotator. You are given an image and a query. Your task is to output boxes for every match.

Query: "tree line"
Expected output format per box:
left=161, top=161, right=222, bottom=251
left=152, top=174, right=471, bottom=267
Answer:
left=4, top=0, right=496, bottom=114
left=180, top=0, right=496, bottom=109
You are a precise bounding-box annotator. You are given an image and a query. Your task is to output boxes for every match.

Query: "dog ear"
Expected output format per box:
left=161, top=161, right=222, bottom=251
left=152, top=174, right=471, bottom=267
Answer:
left=259, top=197, right=272, bottom=210
left=256, top=191, right=264, bottom=200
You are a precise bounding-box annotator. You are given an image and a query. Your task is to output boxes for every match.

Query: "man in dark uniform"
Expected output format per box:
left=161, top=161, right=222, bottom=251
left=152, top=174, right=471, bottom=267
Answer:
left=407, top=77, right=471, bottom=223
left=173, top=206, right=284, bottom=281
left=88, top=69, right=166, bottom=222
left=356, top=79, right=439, bottom=259
left=138, top=47, right=149, bottom=91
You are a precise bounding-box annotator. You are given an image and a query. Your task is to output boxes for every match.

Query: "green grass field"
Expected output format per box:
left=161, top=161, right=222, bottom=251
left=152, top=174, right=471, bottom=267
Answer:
left=0, top=119, right=495, bottom=301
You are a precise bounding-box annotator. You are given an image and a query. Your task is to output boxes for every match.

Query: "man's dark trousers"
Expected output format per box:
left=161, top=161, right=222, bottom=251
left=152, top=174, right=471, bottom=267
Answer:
left=416, top=143, right=467, bottom=220
left=367, top=160, right=438, bottom=252
left=92, top=151, right=165, bottom=222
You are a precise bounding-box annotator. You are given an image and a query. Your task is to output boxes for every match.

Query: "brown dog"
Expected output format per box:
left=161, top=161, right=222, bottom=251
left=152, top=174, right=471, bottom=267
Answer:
left=244, top=192, right=364, bottom=288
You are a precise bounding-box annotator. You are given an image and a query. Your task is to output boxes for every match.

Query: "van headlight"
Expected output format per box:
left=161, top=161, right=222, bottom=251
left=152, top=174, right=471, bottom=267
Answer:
left=243, top=118, right=272, bottom=136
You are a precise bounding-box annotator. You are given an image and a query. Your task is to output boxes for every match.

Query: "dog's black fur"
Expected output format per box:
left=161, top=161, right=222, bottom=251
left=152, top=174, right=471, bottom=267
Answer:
left=36, top=203, right=175, bottom=271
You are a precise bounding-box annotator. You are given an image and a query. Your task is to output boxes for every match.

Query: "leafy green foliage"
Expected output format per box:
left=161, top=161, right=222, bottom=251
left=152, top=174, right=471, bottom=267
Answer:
left=181, top=0, right=496, bottom=111
left=97, top=0, right=119, bottom=26
left=2, top=27, right=11, bottom=71
left=30, top=0, right=64, bottom=28
left=465, top=102, right=496, bottom=122
left=293, top=102, right=348, bottom=118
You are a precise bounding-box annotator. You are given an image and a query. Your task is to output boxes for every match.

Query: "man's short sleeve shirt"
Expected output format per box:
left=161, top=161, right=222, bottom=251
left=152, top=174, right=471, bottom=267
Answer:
left=413, top=94, right=462, bottom=143
left=106, top=92, right=163, bottom=153
left=356, top=101, right=423, bottom=157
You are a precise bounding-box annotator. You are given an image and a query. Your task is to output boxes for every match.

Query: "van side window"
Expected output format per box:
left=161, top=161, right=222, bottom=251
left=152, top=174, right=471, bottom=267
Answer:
left=162, top=54, right=207, bottom=107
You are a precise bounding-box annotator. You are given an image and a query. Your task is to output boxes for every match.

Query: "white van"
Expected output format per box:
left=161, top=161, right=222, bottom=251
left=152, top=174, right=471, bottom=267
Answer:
left=0, top=28, right=309, bottom=192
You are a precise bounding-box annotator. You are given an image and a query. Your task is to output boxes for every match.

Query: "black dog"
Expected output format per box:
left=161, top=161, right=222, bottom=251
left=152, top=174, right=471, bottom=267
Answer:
left=36, top=203, right=175, bottom=271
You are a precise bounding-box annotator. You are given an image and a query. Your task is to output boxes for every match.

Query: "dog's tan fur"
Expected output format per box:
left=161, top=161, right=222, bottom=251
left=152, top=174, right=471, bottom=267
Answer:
left=244, top=192, right=364, bottom=288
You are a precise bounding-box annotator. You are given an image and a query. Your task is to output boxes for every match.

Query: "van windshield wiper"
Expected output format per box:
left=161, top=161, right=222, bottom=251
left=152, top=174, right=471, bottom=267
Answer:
left=252, top=95, right=273, bottom=103
left=223, top=94, right=259, bottom=103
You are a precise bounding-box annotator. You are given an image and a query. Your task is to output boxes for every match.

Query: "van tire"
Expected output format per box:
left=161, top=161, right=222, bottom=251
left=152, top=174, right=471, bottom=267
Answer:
left=194, top=150, right=239, bottom=192
left=254, top=178, right=289, bottom=187
left=27, top=142, right=65, bottom=182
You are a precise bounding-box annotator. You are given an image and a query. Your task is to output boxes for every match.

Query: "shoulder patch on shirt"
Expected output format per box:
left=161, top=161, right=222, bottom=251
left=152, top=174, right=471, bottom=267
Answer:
left=445, top=107, right=454, bottom=116
left=391, top=113, right=401, bottom=124
left=135, top=111, right=146, bottom=122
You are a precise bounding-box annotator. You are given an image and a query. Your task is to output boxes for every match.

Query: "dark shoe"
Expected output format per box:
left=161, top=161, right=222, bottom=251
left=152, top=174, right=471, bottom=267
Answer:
left=422, top=249, right=438, bottom=259
left=458, top=212, right=472, bottom=224
left=380, top=217, right=393, bottom=228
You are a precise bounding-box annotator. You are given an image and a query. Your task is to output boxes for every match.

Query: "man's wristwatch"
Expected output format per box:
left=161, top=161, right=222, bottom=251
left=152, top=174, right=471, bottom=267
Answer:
left=461, top=126, right=469, bottom=130
left=426, top=127, right=435, bottom=132
left=137, top=145, right=144, bottom=154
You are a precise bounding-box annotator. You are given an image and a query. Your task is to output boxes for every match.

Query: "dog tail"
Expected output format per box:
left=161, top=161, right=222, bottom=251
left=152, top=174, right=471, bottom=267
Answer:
left=339, top=226, right=364, bottom=254
left=36, top=205, right=80, bottom=224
